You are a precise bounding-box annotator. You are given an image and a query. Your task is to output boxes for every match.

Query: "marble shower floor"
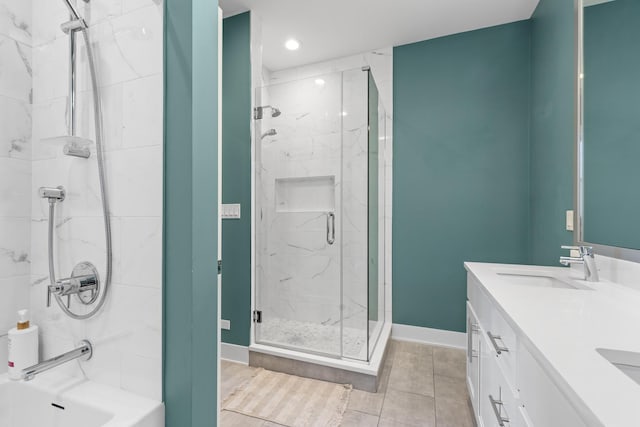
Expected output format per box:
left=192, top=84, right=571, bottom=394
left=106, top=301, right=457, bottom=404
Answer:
left=258, top=317, right=369, bottom=359
left=220, top=340, right=476, bottom=427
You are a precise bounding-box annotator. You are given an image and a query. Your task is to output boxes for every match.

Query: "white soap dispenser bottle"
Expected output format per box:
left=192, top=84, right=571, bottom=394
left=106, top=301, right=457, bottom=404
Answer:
left=7, top=309, right=39, bottom=380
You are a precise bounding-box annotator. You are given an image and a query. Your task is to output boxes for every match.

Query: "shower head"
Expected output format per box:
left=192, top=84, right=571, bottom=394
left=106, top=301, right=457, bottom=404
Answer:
left=261, top=129, right=277, bottom=139
left=254, top=106, right=282, bottom=120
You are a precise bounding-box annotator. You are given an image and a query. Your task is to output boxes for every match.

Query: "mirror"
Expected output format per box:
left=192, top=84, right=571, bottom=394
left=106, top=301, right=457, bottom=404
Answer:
left=579, top=0, right=640, bottom=253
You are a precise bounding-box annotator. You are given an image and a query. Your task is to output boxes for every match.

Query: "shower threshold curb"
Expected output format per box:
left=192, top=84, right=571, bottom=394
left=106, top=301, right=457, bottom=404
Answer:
left=248, top=323, right=391, bottom=392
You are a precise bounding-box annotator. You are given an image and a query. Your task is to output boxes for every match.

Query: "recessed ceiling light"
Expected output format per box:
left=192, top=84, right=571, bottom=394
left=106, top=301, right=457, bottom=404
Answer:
left=315, top=78, right=325, bottom=86
left=285, top=39, right=301, bottom=51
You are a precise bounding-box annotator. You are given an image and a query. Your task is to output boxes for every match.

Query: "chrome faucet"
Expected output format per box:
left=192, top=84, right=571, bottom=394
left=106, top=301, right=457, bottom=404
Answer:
left=560, top=245, right=599, bottom=282
left=21, top=340, right=92, bottom=381
left=47, top=261, right=101, bottom=308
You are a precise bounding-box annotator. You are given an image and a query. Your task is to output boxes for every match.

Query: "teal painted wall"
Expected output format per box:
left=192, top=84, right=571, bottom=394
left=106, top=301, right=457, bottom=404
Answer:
left=221, top=12, right=252, bottom=347
left=392, top=21, right=532, bottom=333
left=529, top=0, right=575, bottom=265
left=216, top=0, right=578, bottom=338
left=583, top=0, right=640, bottom=249
left=164, top=0, right=218, bottom=425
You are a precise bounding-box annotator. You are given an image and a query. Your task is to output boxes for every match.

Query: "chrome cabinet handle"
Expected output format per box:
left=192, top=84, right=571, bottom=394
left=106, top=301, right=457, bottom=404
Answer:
left=489, top=394, right=510, bottom=426
left=467, top=317, right=479, bottom=363
left=487, top=331, right=509, bottom=354
left=326, top=212, right=335, bottom=245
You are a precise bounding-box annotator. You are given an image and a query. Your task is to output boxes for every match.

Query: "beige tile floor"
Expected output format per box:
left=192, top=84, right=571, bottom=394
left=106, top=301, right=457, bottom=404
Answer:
left=220, top=340, right=475, bottom=427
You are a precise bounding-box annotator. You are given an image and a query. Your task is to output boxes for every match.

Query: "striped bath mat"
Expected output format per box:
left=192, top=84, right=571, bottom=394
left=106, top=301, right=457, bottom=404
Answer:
left=223, top=368, right=352, bottom=427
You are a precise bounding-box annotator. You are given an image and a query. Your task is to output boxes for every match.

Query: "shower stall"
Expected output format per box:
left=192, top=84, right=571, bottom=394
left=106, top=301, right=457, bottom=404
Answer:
left=253, top=67, right=389, bottom=366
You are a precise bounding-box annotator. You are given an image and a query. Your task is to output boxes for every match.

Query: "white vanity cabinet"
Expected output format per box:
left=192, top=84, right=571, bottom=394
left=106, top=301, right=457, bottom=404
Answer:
left=466, top=273, right=588, bottom=427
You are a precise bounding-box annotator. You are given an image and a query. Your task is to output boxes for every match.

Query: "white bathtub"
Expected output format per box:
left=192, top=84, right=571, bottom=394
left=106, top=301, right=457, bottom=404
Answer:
left=0, top=372, right=164, bottom=427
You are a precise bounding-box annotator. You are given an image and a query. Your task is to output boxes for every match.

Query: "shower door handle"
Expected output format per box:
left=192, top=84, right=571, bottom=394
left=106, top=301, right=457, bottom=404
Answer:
left=327, top=212, right=335, bottom=245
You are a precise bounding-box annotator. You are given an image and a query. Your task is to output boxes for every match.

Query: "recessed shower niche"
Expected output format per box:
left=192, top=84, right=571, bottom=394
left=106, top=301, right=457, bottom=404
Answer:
left=275, top=176, right=336, bottom=213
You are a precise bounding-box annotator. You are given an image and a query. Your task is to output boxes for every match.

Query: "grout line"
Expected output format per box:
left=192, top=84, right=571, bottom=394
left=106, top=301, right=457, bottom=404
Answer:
left=385, top=386, right=437, bottom=400
left=433, top=349, right=438, bottom=427
left=432, top=347, right=436, bottom=399
left=376, top=346, right=394, bottom=427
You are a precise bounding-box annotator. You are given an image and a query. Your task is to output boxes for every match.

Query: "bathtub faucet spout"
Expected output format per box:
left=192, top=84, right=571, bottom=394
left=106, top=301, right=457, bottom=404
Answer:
left=21, top=340, right=92, bottom=381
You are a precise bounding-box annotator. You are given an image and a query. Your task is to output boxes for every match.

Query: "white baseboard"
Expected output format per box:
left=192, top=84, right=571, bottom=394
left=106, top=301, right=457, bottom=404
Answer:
left=221, top=342, right=249, bottom=364
left=391, top=323, right=466, bottom=349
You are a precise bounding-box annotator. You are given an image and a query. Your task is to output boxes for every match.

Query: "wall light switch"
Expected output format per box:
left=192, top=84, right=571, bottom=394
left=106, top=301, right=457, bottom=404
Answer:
left=220, top=319, right=231, bottom=330
left=221, top=204, right=241, bottom=219
left=566, top=210, right=574, bottom=231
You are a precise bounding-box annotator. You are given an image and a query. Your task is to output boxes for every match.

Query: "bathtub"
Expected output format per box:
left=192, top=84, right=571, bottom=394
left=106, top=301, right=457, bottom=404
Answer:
left=0, top=372, right=164, bottom=426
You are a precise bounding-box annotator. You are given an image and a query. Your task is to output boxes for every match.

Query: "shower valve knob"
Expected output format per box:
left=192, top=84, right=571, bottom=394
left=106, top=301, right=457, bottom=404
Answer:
left=48, top=262, right=101, bottom=306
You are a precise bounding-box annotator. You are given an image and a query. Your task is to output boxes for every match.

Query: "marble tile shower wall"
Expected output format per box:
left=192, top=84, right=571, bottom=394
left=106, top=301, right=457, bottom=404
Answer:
left=0, top=0, right=32, bottom=373
left=258, top=72, right=346, bottom=333
left=269, top=48, right=394, bottom=285
left=257, top=49, right=392, bottom=357
left=27, top=0, right=163, bottom=400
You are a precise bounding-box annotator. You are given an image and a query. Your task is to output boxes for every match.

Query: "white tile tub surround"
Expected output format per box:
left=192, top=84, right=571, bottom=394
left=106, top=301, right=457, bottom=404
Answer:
left=0, top=0, right=32, bottom=375
left=0, top=0, right=32, bottom=46
left=28, top=0, right=163, bottom=401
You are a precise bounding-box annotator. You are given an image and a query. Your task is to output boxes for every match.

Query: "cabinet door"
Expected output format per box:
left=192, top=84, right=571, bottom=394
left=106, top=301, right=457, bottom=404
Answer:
left=517, top=346, right=587, bottom=427
left=467, top=302, right=481, bottom=415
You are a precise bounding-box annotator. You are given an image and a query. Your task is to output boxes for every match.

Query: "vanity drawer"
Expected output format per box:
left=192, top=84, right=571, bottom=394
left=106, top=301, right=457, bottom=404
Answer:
left=480, top=334, right=519, bottom=427
left=468, top=273, right=518, bottom=391
left=487, top=307, right=518, bottom=392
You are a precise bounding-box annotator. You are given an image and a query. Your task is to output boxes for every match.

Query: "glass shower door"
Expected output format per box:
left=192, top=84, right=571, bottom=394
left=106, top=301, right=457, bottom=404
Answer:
left=254, top=68, right=386, bottom=362
left=254, top=72, right=344, bottom=357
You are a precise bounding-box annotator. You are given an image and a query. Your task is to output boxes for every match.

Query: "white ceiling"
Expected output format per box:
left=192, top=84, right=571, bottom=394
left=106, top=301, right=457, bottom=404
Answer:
left=220, top=0, right=541, bottom=71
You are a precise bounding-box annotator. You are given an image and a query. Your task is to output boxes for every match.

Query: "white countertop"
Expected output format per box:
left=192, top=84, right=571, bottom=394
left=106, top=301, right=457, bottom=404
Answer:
left=465, top=262, right=640, bottom=427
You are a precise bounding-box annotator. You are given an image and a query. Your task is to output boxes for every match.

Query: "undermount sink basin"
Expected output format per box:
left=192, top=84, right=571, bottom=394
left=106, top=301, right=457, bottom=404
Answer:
left=495, top=270, right=592, bottom=290
left=597, top=348, right=640, bottom=386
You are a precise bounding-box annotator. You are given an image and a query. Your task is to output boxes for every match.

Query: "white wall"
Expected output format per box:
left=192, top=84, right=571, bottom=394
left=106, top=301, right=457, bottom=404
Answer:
left=27, top=0, right=163, bottom=400
left=0, top=0, right=32, bottom=373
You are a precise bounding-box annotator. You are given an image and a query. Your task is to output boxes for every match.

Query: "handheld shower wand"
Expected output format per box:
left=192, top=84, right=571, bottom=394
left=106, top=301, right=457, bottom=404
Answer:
left=42, top=0, right=113, bottom=320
